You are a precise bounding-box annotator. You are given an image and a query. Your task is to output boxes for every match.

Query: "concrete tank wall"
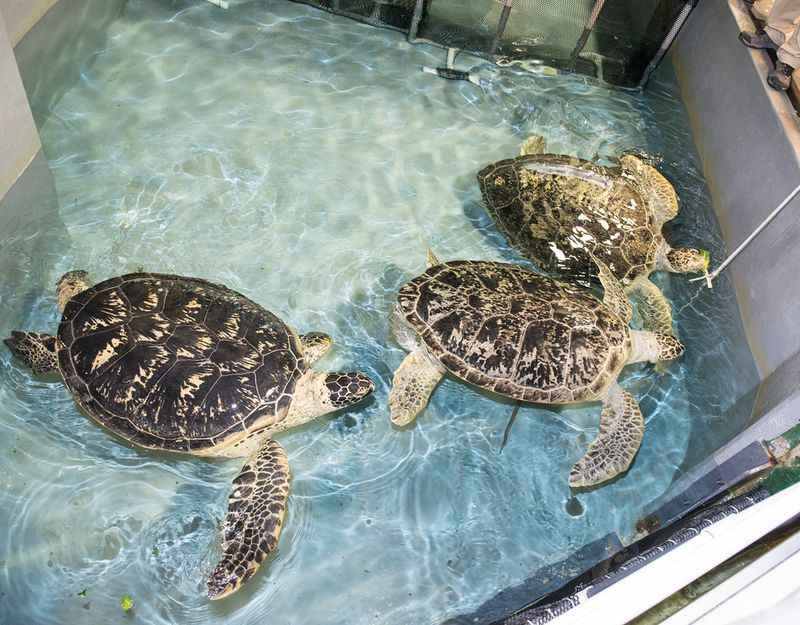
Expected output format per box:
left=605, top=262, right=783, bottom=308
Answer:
left=0, top=0, right=127, bottom=202
left=0, top=8, right=40, bottom=202
left=13, top=0, right=127, bottom=128
left=671, top=0, right=800, bottom=381
left=0, top=0, right=59, bottom=45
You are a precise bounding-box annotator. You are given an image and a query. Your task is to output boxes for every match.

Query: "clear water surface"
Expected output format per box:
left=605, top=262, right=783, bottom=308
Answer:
left=0, top=1, right=760, bottom=624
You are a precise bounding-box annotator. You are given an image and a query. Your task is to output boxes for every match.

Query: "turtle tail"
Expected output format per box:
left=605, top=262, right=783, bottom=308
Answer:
left=4, top=331, right=59, bottom=375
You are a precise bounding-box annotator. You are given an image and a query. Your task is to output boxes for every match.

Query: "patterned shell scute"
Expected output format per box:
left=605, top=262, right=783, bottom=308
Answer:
left=478, top=154, right=663, bottom=284
left=398, top=261, right=630, bottom=403
left=57, top=273, right=305, bottom=452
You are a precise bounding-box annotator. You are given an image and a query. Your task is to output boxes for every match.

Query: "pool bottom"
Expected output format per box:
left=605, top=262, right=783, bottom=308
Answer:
left=0, top=1, right=760, bottom=624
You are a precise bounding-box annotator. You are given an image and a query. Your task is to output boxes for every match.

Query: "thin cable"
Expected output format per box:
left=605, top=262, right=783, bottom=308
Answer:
left=692, top=182, right=800, bottom=288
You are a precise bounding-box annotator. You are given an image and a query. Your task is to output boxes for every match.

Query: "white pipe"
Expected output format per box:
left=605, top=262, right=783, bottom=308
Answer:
left=446, top=47, right=457, bottom=69
left=692, top=182, right=800, bottom=287
left=206, top=0, right=230, bottom=9
left=548, top=482, right=800, bottom=625
left=662, top=527, right=800, bottom=625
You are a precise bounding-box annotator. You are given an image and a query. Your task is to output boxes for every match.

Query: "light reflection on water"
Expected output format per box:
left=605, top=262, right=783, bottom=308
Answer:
left=0, top=1, right=759, bottom=624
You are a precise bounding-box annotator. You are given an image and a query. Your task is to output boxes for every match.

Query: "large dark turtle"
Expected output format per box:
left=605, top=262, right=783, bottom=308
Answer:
left=5, top=271, right=374, bottom=599
left=389, top=253, right=683, bottom=487
left=477, top=137, right=710, bottom=335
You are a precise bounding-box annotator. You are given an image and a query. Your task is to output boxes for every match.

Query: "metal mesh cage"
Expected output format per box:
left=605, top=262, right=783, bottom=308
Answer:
left=286, top=0, right=698, bottom=88
left=288, top=0, right=419, bottom=32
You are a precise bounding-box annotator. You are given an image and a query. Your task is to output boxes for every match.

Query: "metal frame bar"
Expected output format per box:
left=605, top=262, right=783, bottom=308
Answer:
left=490, top=0, right=514, bottom=55
left=638, top=0, right=697, bottom=88
left=408, top=0, right=427, bottom=43
left=570, top=0, right=607, bottom=63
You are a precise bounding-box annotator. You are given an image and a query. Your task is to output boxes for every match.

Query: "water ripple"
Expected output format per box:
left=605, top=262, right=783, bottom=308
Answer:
left=0, top=0, right=760, bottom=624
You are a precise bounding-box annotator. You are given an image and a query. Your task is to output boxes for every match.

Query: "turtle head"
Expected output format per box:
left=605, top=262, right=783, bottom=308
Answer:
left=322, top=372, right=375, bottom=411
left=56, top=270, right=90, bottom=313
left=629, top=330, right=684, bottom=364
left=665, top=248, right=710, bottom=275
left=282, top=371, right=375, bottom=431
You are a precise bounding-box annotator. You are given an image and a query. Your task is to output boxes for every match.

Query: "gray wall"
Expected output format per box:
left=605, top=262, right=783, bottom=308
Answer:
left=671, top=0, right=800, bottom=380
left=0, top=0, right=59, bottom=45
left=13, top=0, right=127, bottom=128
left=0, top=8, right=40, bottom=203
left=0, top=0, right=127, bottom=202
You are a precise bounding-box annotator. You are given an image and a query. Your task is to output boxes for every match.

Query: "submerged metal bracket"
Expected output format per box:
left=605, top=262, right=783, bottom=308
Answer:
left=420, top=47, right=482, bottom=88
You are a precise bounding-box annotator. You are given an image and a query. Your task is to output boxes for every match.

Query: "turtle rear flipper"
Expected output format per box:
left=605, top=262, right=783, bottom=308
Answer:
left=591, top=255, right=632, bottom=324
left=627, top=277, right=674, bottom=336
left=569, top=383, right=644, bottom=488
left=207, top=438, right=291, bottom=600
left=4, top=332, right=59, bottom=375
left=619, top=154, right=679, bottom=225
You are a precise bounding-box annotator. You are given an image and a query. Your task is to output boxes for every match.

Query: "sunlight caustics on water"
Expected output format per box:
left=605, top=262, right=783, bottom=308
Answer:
left=0, top=1, right=760, bottom=624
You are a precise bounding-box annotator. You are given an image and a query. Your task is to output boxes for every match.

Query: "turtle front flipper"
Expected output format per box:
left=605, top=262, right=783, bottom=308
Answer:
left=299, top=332, right=332, bottom=365
left=426, top=248, right=441, bottom=268
left=591, top=255, right=632, bottom=324
left=627, top=277, right=674, bottom=336
left=519, top=134, right=547, bottom=156
left=569, top=383, right=644, bottom=488
left=207, top=438, right=291, bottom=600
left=389, top=348, right=445, bottom=426
left=4, top=332, right=59, bottom=375
left=56, top=270, right=91, bottom=312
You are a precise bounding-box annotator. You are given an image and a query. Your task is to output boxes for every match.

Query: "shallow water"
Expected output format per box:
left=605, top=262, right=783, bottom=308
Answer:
left=0, top=1, right=760, bottom=624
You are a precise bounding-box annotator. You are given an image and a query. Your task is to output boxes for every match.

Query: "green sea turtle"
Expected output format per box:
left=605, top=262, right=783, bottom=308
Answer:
left=476, top=137, right=710, bottom=335
left=5, top=271, right=374, bottom=599
left=389, top=253, right=684, bottom=487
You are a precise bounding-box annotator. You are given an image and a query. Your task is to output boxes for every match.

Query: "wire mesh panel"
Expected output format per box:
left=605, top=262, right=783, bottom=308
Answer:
left=285, top=0, right=698, bottom=88
left=289, top=0, right=419, bottom=31
left=415, top=1, right=592, bottom=60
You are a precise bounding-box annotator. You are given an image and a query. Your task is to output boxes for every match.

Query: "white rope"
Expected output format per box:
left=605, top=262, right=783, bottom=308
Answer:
left=691, top=182, right=800, bottom=288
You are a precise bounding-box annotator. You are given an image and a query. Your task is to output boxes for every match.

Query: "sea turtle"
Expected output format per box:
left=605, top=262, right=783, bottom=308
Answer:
left=476, top=137, right=710, bottom=335
left=4, top=271, right=374, bottom=599
left=389, top=252, right=684, bottom=487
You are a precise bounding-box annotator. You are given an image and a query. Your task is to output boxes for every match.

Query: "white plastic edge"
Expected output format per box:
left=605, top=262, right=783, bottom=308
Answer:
left=546, top=481, right=800, bottom=625
left=663, top=525, right=800, bottom=624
